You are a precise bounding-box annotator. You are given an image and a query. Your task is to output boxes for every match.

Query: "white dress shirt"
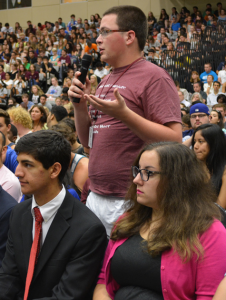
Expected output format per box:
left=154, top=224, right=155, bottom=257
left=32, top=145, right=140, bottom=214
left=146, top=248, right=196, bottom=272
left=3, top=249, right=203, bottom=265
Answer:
left=207, top=93, right=225, bottom=106
left=31, top=185, right=66, bottom=245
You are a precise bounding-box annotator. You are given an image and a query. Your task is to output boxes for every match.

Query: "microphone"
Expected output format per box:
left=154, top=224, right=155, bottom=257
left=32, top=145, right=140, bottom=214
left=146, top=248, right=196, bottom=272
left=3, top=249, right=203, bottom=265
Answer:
left=72, top=54, right=92, bottom=103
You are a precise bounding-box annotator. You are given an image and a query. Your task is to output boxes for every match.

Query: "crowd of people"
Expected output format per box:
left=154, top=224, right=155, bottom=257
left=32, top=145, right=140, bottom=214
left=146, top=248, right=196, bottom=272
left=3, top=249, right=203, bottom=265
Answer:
left=0, top=3, right=226, bottom=300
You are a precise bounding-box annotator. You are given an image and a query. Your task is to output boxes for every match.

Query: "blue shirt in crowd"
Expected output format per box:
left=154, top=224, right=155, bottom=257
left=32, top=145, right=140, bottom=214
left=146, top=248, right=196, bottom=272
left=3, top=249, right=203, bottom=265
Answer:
left=4, top=146, right=18, bottom=173
left=200, top=70, right=218, bottom=83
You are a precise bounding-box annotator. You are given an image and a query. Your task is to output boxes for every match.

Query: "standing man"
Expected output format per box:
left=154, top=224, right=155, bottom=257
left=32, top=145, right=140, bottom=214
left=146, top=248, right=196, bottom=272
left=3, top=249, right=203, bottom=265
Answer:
left=69, top=5, right=181, bottom=236
left=67, top=14, right=77, bottom=32
left=0, top=130, right=107, bottom=299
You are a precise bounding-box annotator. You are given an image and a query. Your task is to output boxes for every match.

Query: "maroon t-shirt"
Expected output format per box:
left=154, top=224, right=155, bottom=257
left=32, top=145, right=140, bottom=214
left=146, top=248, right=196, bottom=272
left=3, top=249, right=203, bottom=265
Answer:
left=59, top=55, right=71, bottom=65
left=89, top=60, right=181, bottom=197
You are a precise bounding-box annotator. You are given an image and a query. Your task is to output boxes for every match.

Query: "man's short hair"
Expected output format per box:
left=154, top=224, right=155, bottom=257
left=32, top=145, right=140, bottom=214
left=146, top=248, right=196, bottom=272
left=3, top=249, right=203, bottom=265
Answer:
left=193, top=82, right=202, bottom=87
left=0, top=109, right=10, bottom=126
left=213, top=81, right=221, bottom=86
left=39, top=94, right=47, bottom=101
left=103, top=5, right=148, bottom=51
left=213, top=103, right=226, bottom=111
left=22, top=93, right=29, bottom=99
left=205, top=62, right=212, bottom=67
left=43, top=56, right=49, bottom=61
left=5, top=23, right=9, bottom=27
left=0, top=131, right=6, bottom=147
left=51, top=106, right=68, bottom=122
left=15, top=130, right=71, bottom=183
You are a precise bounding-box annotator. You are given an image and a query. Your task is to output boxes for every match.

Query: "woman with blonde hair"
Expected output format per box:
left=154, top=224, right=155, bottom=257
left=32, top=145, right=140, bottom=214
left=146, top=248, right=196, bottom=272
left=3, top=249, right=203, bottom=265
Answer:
left=94, top=142, right=226, bottom=300
left=90, top=74, right=98, bottom=90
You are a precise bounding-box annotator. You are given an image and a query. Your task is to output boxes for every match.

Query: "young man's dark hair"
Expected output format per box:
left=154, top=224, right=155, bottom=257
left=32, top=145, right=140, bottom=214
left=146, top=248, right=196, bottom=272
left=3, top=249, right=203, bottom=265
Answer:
left=15, top=130, right=71, bottom=183
left=8, top=123, right=17, bottom=142
left=213, top=81, right=221, bottom=86
left=43, top=56, right=49, bottom=61
left=103, top=5, right=148, bottom=51
left=5, top=23, right=9, bottom=27
left=39, top=94, right=47, bottom=101
left=62, top=87, right=69, bottom=94
left=0, top=109, right=10, bottom=126
left=51, top=105, right=68, bottom=122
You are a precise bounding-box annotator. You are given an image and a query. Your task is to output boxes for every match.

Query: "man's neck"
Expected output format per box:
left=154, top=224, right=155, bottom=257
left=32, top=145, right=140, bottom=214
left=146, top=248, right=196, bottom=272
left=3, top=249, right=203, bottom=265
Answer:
left=34, top=183, right=62, bottom=206
left=5, top=136, right=12, bottom=146
left=17, top=125, right=31, bottom=137
left=111, top=52, right=142, bottom=69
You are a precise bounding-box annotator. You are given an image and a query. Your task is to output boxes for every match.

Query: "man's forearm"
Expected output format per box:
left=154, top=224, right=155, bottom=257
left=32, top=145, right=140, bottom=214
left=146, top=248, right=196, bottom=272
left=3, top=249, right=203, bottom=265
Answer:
left=74, top=103, right=92, bottom=147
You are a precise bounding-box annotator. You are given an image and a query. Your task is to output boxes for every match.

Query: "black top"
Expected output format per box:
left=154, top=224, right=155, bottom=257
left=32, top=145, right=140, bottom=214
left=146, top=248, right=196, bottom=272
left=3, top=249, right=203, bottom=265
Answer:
left=111, top=234, right=163, bottom=300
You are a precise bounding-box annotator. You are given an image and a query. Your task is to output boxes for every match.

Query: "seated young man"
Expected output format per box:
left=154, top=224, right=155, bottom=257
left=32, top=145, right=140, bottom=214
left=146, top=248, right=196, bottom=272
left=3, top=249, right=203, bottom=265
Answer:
left=0, top=130, right=107, bottom=300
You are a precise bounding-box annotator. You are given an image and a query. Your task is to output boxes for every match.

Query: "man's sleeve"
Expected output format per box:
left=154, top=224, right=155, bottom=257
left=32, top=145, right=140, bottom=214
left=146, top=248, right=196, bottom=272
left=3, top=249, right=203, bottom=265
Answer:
left=0, top=209, right=24, bottom=300
left=34, top=223, right=107, bottom=300
left=0, top=207, right=14, bottom=267
left=207, top=95, right=210, bottom=105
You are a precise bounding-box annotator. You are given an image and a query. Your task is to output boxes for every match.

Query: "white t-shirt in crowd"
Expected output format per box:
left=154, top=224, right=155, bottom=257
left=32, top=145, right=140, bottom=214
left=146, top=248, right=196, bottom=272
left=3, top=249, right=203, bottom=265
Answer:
left=218, top=70, right=226, bottom=85
left=94, top=68, right=109, bottom=79
left=207, top=93, right=225, bottom=106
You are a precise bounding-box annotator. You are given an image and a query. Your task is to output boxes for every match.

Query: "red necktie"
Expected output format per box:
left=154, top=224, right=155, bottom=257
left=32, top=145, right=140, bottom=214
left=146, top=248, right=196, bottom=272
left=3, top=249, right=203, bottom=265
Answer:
left=24, top=207, right=43, bottom=300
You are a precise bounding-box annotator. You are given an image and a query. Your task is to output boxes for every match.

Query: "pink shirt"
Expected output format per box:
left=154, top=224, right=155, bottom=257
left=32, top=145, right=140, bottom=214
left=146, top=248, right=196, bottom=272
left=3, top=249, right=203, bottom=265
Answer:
left=0, top=164, right=22, bottom=202
left=98, top=220, right=226, bottom=300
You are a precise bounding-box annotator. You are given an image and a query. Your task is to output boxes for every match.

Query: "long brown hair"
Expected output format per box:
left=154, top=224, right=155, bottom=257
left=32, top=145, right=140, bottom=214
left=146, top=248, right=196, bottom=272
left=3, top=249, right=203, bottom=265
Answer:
left=111, top=142, right=220, bottom=262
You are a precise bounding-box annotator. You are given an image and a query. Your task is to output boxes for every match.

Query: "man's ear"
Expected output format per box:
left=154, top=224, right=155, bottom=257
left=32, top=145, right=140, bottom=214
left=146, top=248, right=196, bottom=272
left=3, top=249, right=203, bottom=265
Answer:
left=7, top=123, right=11, bottom=133
left=49, top=162, right=62, bottom=180
left=125, top=30, right=136, bottom=46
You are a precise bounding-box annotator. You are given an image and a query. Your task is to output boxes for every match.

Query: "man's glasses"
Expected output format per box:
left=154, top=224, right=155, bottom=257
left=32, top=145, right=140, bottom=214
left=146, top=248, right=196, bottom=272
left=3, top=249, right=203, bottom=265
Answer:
left=190, top=114, right=207, bottom=119
left=132, top=166, right=161, bottom=182
left=99, top=29, right=127, bottom=37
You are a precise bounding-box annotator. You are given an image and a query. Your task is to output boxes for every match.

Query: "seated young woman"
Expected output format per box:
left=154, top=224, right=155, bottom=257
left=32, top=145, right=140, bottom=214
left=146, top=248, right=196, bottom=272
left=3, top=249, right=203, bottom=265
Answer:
left=29, top=104, right=47, bottom=132
left=192, top=123, right=226, bottom=210
left=93, top=142, right=226, bottom=300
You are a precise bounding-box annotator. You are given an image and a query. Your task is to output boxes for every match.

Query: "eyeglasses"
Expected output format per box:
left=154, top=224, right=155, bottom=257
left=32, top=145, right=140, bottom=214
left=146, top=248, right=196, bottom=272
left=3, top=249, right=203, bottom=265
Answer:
left=132, top=166, right=161, bottom=182
left=99, top=28, right=127, bottom=37
left=190, top=114, right=207, bottom=119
